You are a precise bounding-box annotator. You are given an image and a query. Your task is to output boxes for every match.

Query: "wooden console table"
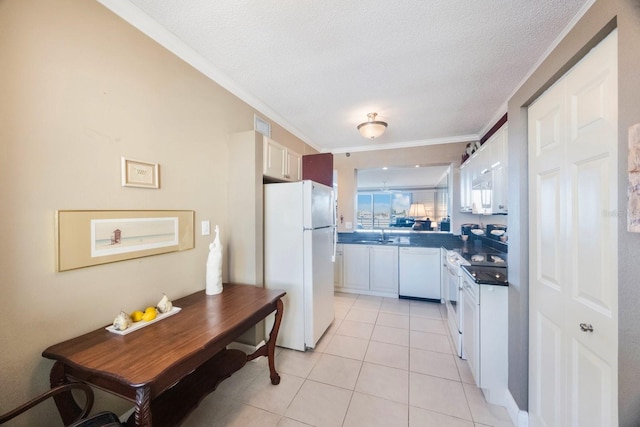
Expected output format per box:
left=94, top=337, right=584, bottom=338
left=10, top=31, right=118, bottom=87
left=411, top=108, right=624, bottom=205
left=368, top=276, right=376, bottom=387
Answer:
left=42, top=284, right=285, bottom=427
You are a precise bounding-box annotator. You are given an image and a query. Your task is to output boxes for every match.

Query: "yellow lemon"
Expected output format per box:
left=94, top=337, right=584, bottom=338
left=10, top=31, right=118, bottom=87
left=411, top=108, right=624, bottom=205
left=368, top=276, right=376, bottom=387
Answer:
left=144, top=306, right=156, bottom=313
left=142, top=308, right=157, bottom=322
left=130, top=310, right=144, bottom=322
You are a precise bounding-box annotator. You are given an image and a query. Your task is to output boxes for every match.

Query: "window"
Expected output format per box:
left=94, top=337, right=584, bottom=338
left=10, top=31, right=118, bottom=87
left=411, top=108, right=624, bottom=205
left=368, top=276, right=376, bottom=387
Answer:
left=357, top=191, right=412, bottom=229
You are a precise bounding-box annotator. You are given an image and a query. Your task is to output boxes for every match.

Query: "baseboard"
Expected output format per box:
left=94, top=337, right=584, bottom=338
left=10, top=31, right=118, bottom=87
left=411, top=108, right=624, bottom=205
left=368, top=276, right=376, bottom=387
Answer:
left=505, top=389, right=529, bottom=427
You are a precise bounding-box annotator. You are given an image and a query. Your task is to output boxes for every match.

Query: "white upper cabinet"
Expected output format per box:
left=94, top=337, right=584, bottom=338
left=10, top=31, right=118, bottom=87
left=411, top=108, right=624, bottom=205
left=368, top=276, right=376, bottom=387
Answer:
left=286, top=149, right=302, bottom=181
left=263, top=136, right=301, bottom=182
left=490, top=124, right=508, bottom=214
left=459, top=122, right=508, bottom=214
left=460, top=162, right=472, bottom=213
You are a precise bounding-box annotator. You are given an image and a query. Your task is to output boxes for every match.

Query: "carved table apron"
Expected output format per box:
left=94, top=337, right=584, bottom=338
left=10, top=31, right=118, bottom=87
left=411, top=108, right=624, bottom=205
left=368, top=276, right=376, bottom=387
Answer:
left=42, top=284, right=285, bottom=427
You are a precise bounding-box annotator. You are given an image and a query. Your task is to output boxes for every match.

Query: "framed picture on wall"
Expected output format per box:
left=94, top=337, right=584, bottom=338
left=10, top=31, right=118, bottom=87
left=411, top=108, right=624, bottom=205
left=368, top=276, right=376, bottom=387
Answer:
left=55, top=210, right=194, bottom=271
left=121, top=157, right=159, bottom=188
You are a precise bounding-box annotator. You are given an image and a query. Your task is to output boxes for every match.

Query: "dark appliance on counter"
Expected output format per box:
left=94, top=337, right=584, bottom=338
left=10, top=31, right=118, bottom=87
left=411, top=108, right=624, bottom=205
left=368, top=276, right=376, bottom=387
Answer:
left=486, top=224, right=507, bottom=241
left=461, top=223, right=483, bottom=241
left=460, top=223, right=479, bottom=236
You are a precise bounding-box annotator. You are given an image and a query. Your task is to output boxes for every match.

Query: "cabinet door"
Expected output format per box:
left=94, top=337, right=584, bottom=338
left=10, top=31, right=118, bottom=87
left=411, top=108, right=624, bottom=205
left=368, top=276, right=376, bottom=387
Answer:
left=478, top=285, right=508, bottom=397
left=370, top=245, right=398, bottom=293
left=492, top=165, right=507, bottom=213
left=334, top=245, right=344, bottom=288
left=491, top=124, right=508, bottom=214
left=263, top=137, right=286, bottom=180
left=459, top=163, right=471, bottom=212
left=343, top=244, right=370, bottom=290
left=286, top=149, right=302, bottom=181
left=462, top=278, right=480, bottom=385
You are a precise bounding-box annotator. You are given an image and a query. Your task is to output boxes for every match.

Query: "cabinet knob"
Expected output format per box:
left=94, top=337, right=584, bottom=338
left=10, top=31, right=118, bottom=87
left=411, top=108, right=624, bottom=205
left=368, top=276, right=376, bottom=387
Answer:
left=579, top=323, right=594, bottom=332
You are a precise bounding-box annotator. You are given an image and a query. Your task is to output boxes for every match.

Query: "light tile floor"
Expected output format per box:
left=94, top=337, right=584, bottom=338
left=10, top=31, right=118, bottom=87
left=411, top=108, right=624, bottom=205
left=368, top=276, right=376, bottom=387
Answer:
left=182, top=292, right=513, bottom=427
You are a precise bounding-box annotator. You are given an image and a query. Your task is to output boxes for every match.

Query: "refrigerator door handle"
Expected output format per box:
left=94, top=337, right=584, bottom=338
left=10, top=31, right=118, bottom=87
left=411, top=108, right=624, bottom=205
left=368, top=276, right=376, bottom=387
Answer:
left=332, top=226, right=337, bottom=262
left=332, top=189, right=337, bottom=262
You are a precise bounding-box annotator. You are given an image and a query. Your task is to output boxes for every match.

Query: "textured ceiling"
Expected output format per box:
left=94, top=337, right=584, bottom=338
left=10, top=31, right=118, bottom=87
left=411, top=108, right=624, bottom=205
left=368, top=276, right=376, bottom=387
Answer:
left=103, top=0, right=591, bottom=153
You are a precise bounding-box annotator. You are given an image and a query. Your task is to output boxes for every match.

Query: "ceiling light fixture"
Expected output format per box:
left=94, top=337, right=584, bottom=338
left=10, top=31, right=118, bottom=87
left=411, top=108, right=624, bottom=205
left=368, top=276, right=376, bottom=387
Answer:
left=357, top=112, right=388, bottom=139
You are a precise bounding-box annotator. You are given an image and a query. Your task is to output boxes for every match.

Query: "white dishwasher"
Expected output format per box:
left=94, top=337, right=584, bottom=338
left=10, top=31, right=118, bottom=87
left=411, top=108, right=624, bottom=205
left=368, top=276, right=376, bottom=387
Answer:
left=398, top=247, right=441, bottom=300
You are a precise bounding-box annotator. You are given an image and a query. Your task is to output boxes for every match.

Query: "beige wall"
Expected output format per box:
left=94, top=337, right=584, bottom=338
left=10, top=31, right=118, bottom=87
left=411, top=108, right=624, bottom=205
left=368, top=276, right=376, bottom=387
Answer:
left=334, top=143, right=468, bottom=232
left=0, top=0, right=315, bottom=423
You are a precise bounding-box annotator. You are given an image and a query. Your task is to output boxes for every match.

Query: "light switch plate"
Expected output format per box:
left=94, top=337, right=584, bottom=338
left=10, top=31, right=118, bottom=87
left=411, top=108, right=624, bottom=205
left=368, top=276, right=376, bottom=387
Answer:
left=345, top=221, right=353, bottom=229
left=201, top=220, right=210, bottom=236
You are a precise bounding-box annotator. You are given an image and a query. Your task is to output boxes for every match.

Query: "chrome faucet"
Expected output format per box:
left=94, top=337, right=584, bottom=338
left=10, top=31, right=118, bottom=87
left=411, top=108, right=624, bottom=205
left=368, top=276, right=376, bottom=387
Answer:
left=381, top=229, right=386, bottom=241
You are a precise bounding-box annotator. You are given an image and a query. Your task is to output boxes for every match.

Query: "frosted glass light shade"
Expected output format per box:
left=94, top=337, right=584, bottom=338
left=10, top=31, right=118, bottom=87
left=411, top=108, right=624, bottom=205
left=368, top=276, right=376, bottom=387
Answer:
left=357, top=112, right=388, bottom=139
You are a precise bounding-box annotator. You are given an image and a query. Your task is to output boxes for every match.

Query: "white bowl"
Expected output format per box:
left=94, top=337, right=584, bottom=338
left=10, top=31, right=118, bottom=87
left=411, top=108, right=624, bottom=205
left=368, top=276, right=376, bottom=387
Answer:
left=490, top=230, right=505, bottom=236
left=471, top=229, right=484, bottom=235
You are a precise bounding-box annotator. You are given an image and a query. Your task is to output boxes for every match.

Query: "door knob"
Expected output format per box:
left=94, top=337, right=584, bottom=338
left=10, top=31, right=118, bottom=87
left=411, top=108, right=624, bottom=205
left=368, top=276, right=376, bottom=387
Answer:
left=579, top=323, right=594, bottom=332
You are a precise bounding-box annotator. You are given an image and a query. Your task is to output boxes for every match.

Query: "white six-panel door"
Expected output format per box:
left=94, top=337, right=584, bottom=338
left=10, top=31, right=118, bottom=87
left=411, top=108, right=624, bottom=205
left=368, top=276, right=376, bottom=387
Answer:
left=528, top=30, right=618, bottom=427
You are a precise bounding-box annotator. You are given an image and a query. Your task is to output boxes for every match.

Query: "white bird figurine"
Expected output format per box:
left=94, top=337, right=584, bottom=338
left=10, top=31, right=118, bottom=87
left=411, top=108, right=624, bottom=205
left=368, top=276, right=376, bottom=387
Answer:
left=157, top=294, right=173, bottom=313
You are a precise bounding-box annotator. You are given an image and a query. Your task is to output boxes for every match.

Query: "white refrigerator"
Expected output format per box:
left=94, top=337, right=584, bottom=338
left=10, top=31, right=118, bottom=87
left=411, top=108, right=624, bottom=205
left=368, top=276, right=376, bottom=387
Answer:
left=264, top=180, right=336, bottom=351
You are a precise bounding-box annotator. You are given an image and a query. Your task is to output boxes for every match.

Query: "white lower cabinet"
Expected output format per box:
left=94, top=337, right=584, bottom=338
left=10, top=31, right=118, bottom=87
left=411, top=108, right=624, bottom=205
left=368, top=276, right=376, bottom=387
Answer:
left=369, top=245, right=399, bottom=294
left=343, top=244, right=370, bottom=291
left=462, top=275, right=480, bottom=378
left=343, top=244, right=398, bottom=296
left=461, top=269, right=508, bottom=406
left=398, top=247, right=441, bottom=299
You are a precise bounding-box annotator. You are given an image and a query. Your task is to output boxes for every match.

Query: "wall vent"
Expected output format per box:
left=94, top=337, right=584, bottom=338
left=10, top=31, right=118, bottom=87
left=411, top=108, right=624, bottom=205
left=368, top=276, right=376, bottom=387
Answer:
left=254, top=115, right=271, bottom=137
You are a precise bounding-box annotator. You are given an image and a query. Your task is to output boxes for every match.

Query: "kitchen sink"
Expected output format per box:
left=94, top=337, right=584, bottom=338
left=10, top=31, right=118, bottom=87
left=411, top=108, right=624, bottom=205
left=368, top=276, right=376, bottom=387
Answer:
left=352, top=239, right=397, bottom=245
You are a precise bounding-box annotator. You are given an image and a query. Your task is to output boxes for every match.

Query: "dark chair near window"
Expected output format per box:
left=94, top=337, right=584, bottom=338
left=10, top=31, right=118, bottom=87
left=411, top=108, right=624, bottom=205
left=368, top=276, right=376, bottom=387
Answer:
left=0, top=383, right=123, bottom=426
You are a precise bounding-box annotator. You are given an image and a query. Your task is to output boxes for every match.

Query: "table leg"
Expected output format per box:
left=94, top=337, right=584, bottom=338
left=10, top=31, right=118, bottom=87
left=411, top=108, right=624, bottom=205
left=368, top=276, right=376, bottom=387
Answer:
left=134, top=386, right=152, bottom=427
left=267, top=299, right=283, bottom=385
left=246, top=298, right=284, bottom=385
left=49, top=361, right=83, bottom=426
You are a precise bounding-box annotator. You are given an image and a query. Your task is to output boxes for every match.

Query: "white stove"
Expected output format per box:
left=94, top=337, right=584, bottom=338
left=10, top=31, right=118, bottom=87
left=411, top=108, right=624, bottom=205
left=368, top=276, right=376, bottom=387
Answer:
left=444, top=250, right=469, bottom=358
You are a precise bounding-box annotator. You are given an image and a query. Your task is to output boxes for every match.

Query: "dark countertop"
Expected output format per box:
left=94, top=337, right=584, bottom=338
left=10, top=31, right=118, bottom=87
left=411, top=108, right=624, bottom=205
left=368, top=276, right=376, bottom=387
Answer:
left=461, top=265, right=508, bottom=286
left=338, top=231, right=461, bottom=250
left=338, top=231, right=508, bottom=253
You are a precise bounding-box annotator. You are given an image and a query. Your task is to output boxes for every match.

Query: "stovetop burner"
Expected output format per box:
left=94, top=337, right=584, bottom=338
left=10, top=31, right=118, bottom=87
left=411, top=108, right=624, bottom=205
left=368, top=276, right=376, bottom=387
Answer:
left=456, top=249, right=507, bottom=266
left=462, top=265, right=508, bottom=286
